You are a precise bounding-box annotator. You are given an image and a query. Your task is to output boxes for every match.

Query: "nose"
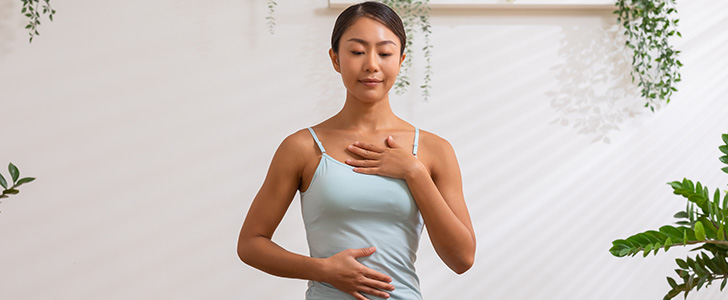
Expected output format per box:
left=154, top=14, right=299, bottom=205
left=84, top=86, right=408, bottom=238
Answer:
left=364, top=51, right=379, bottom=73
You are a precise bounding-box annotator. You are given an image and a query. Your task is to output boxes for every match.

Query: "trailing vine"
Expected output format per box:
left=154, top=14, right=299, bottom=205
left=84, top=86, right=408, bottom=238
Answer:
left=20, top=0, right=56, bottom=43
left=613, top=0, right=682, bottom=112
left=266, top=0, right=277, bottom=34
left=610, top=133, right=728, bottom=299
left=380, top=0, right=432, bottom=101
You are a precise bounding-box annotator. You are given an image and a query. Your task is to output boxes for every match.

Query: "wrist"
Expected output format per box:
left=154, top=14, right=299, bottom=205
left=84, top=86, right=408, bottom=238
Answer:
left=404, top=162, right=428, bottom=182
left=310, top=257, right=329, bottom=283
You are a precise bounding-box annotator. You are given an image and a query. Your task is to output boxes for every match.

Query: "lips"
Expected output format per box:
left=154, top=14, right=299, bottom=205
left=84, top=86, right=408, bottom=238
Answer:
left=359, top=78, right=382, bottom=87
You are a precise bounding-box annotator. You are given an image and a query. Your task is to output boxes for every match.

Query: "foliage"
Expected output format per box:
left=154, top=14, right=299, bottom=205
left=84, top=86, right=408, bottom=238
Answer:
left=379, top=0, right=432, bottom=101
left=20, top=0, right=56, bottom=43
left=613, top=0, right=682, bottom=112
left=0, top=163, right=36, bottom=213
left=266, top=0, right=277, bottom=34
left=266, top=0, right=433, bottom=101
left=610, top=133, right=728, bottom=299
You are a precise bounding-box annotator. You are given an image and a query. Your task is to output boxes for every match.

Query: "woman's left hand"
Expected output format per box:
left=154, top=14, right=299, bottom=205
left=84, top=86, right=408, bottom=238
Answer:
left=345, top=136, right=424, bottom=179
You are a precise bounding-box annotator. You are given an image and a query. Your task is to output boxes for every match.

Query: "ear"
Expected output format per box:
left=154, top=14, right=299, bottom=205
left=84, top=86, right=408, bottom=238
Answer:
left=399, top=53, right=406, bottom=67
left=329, top=48, right=341, bottom=73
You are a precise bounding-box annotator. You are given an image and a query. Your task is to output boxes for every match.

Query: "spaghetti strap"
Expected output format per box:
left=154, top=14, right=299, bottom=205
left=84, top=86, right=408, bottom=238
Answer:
left=307, top=127, right=326, bottom=154
left=413, top=127, right=420, bottom=156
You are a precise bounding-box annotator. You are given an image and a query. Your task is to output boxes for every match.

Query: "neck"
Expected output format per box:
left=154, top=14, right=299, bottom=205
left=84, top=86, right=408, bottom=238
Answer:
left=335, top=91, right=399, bottom=132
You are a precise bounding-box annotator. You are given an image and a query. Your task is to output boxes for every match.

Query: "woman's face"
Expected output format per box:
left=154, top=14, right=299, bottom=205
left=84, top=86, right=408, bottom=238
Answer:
left=329, top=17, right=406, bottom=103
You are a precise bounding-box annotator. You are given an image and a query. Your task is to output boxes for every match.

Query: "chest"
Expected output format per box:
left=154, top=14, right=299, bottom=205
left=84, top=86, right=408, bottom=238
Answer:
left=301, top=155, right=420, bottom=222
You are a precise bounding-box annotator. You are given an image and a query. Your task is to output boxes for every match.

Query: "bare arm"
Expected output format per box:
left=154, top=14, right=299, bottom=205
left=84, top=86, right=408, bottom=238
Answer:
left=404, top=138, right=475, bottom=274
left=237, top=132, right=395, bottom=300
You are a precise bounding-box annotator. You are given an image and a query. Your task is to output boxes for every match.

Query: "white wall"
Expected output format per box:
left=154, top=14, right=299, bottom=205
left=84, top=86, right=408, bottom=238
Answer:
left=1, top=0, right=727, bottom=299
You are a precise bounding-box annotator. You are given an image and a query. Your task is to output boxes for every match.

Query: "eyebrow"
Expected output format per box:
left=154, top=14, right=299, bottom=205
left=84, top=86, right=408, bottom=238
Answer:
left=346, top=38, right=397, bottom=47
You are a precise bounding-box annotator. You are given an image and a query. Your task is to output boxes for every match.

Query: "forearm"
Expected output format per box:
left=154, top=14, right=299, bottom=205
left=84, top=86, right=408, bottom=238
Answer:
left=238, top=235, right=326, bottom=282
left=405, top=166, right=476, bottom=273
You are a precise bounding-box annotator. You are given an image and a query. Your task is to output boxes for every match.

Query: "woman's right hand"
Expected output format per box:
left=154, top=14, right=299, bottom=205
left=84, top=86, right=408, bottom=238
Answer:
left=321, top=247, right=395, bottom=300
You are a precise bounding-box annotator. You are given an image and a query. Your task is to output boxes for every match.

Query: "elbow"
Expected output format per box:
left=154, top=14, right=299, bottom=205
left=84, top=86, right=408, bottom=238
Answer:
left=451, top=255, right=474, bottom=275
left=448, top=245, right=475, bottom=274
left=237, top=238, right=253, bottom=265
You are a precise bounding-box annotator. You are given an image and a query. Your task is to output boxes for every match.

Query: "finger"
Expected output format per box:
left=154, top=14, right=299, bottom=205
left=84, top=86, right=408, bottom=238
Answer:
left=345, top=159, right=378, bottom=168
left=363, top=268, right=393, bottom=283
left=351, top=247, right=376, bottom=258
left=350, top=291, right=369, bottom=300
left=362, top=277, right=396, bottom=292
left=358, top=286, right=391, bottom=299
left=347, top=144, right=381, bottom=159
left=385, top=135, right=401, bottom=148
left=352, top=167, right=378, bottom=175
left=353, top=141, right=385, bottom=152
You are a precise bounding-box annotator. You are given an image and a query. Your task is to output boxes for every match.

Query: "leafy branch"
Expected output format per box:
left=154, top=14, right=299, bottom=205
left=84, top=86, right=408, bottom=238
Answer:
left=21, top=0, right=56, bottom=43
left=0, top=163, right=36, bottom=213
left=610, top=133, right=728, bottom=299
left=613, top=0, right=682, bottom=112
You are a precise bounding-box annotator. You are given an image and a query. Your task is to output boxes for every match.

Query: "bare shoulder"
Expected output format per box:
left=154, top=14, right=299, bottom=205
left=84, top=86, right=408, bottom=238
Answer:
left=418, top=129, right=456, bottom=157
left=270, top=128, right=318, bottom=170
left=417, top=129, right=461, bottom=180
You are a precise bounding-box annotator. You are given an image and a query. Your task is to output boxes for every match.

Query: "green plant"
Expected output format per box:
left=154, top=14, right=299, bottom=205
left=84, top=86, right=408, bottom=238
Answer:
left=266, top=0, right=433, bottom=101
left=20, top=0, right=56, bottom=43
left=613, top=0, right=682, bottom=112
left=379, top=0, right=432, bottom=101
left=266, top=0, right=277, bottom=34
left=610, top=133, right=728, bottom=299
left=0, top=163, right=36, bottom=202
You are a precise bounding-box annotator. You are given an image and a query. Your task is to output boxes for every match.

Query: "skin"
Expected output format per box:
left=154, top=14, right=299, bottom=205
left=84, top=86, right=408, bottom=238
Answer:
left=237, top=16, right=476, bottom=300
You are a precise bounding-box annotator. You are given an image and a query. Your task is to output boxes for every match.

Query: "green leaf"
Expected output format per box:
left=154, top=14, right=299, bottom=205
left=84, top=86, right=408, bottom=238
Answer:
left=669, top=181, right=683, bottom=189
left=722, top=134, right=728, bottom=145
left=610, top=239, right=635, bottom=257
left=660, top=226, right=685, bottom=240
left=676, top=258, right=688, bottom=269
left=15, top=177, right=35, bottom=187
left=674, top=211, right=689, bottom=219
left=643, top=243, right=654, bottom=257
left=720, top=156, right=728, bottom=164
left=664, top=237, right=673, bottom=251
left=0, top=173, right=6, bottom=189
left=667, top=276, right=678, bottom=288
left=698, top=217, right=717, bottom=237
left=3, top=189, right=19, bottom=195
left=695, top=221, right=706, bottom=241
left=722, top=278, right=727, bottom=291
left=718, top=223, right=725, bottom=241
left=719, top=145, right=728, bottom=155
left=8, top=163, right=19, bottom=183
left=722, top=166, right=728, bottom=174
left=697, top=275, right=707, bottom=291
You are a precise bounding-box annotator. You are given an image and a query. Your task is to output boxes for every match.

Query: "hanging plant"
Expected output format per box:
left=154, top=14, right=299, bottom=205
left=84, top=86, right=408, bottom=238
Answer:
left=610, top=133, right=728, bottom=299
left=20, top=0, right=56, bottom=43
left=613, top=0, right=682, bottom=112
left=265, top=0, right=433, bottom=101
left=266, top=0, right=277, bottom=34
left=380, top=0, right=432, bottom=101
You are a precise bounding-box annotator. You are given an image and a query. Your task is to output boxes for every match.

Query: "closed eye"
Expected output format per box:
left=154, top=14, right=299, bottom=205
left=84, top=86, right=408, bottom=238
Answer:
left=351, top=51, right=392, bottom=57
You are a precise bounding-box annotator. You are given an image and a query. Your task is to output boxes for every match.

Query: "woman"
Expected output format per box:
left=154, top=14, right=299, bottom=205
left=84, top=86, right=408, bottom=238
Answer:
left=237, top=2, right=475, bottom=299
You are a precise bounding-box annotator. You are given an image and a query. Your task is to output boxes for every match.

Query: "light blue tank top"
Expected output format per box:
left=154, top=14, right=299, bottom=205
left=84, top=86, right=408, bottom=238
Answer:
left=300, top=127, right=424, bottom=300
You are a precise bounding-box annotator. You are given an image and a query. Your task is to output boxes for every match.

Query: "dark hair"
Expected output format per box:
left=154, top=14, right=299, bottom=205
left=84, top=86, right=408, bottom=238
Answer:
left=331, top=1, right=406, bottom=56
